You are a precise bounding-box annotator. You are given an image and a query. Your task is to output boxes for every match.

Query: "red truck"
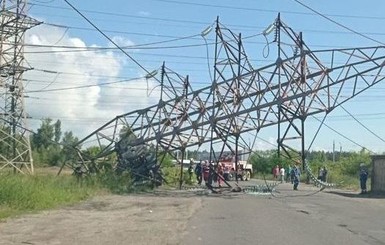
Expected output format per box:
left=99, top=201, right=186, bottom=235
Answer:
left=220, top=160, right=253, bottom=181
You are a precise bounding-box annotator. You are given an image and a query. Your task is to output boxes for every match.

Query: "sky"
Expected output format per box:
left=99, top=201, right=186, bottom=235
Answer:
left=18, top=0, right=385, bottom=153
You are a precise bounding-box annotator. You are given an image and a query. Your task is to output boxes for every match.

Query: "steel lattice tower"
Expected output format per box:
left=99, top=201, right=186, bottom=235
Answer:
left=57, top=15, right=385, bottom=192
left=0, top=0, right=40, bottom=173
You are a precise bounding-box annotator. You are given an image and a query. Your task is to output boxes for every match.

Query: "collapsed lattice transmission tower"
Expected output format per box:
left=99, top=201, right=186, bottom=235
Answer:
left=0, top=0, right=41, bottom=173
left=64, top=16, right=385, bottom=185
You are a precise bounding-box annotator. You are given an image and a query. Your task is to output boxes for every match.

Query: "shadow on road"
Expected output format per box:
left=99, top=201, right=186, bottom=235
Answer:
left=326, top=190, right=385, bottom=199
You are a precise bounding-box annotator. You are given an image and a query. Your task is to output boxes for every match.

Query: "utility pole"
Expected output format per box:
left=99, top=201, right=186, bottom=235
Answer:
left=0, top=0, right=41, bottom=173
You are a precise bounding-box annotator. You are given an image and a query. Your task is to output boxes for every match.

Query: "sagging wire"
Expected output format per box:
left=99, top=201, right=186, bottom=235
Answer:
left=262, top=35, right=271, bottom=58
left=53, top=27, right=69, bottom=45
left=201, top=24, right=214, bottom=83
left=36, top=72, right=61, bottom=91
left=262, top=22, right=276, bottom=58
left=145, top=68, right=160, bottom=97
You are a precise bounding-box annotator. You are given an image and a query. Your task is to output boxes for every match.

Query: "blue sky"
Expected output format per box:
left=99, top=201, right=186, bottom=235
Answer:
left=23, top=0, right=385, bottom=153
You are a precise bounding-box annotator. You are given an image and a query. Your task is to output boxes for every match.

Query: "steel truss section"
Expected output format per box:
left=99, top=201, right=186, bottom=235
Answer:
left=0, top=0, right=41, bottom=173
left=70, top=17, right=385, bottom=177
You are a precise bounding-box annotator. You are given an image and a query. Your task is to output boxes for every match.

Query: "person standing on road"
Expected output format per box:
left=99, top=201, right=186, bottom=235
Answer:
left=318, top=167, right=324, bottom=180
left=290, top=165, right=301, bottom=190
left=321, top=166, right=328, bottom=182
left=188, top=159, right=194, bottom=182
left=273, top=165, right=280, bottom=180
left=286, top=165, right=292, bottom=183
left=217, top=163, right=224, bottom=187
left=194, top=161, right=203, bottom=185
left=359, top=163, right=369, bottom=194
left=280, top=166, right=285, bottom=183
left=203, top=161, right=210, bottom=186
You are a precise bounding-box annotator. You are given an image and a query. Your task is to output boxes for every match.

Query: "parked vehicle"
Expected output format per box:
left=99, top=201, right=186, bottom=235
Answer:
left=220, top=160, right=253, bottom=181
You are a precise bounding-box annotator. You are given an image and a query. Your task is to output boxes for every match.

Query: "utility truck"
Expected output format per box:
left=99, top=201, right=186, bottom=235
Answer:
left=220, top=159, right=253, bottom=181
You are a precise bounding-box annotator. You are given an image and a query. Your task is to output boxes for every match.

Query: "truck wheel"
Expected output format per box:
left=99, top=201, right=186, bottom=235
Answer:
left=228, top=173, right=233, bottom=181
left=244, top=171, right=251, bottom=181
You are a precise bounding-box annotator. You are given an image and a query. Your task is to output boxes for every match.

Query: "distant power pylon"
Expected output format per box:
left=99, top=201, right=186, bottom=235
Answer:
left=0, top=0, right=41, bottom=173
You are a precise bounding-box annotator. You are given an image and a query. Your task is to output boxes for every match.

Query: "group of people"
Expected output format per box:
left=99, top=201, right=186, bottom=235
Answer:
left=191, top=159, right=370, bottom=194
left=192, top=160, right=226, bottom=188
left=273, top=164, right=301, bottom=190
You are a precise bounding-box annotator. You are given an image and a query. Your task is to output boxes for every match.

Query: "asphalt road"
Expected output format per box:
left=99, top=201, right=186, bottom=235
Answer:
left=182, top=180, right=385, bottom=245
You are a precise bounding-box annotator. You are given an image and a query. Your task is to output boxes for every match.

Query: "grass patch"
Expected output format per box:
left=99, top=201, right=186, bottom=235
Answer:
left=0, top=173, right=100, bottom=220
left=0, top=167, right=143, bottom=220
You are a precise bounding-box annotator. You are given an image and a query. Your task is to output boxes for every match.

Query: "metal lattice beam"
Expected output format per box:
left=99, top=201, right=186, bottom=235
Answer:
left=70, top=17, right=385, bottom=174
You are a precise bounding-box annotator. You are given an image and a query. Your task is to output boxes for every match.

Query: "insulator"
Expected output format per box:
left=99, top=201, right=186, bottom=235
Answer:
left=263, top=23, right=275, bottom=36
left=274, top=26, right=279, bottom=42
left=294, top=46, right=299, bottom=56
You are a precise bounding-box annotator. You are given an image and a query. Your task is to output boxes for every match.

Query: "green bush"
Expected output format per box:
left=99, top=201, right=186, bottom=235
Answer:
left=87, top=170, right=133, bottom=194
left=162, top=166, right=180, bottom=185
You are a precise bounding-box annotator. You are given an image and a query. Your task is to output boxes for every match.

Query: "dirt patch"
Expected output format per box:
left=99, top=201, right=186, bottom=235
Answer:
left=0, top=190, right=202, bottom=245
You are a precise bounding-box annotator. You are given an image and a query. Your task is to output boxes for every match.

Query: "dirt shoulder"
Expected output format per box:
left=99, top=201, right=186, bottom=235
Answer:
left=0, top=190, right=202, bottom=245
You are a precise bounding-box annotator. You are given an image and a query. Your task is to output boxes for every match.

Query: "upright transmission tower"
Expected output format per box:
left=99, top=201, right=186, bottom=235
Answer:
left=0, top=0, right=40, bottom=173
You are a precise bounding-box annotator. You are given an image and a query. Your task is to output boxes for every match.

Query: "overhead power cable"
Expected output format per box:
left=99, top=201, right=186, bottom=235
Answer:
left=25, top=76, right=144, bottom=93
left=340, top=105, right=385, bottom=144
left=62, top=0, right=158, bottom=82
left=43, top=22, right=206, bottom=46
left=150, top=0, right=385, bottom=21
left=293, top=0, right=385, bottom=46
left=311, top=115, right=374, bottom=154
left=23, top=43, right=210, bottom=54
left=40, top=16, right=385, bottom=40
left=31, top=0, right=385, bottom=22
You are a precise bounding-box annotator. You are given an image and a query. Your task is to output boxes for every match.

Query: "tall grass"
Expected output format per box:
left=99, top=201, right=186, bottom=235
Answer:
left=0, top=173, right=99, bottom=219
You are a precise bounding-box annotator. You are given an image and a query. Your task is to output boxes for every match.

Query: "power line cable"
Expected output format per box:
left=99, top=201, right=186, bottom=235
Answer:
left=25, top=76, right=144, bottom=93
left=42, top=22, right=209, bottom=42
left=150, top=0, right=385, bottom=21
left=293, top=0, right=385, bottom=46
left=23, top=43, right=210, bottom=53
left=40, top=16, right=385, bottom=40
left=311, top=115, right=374, bottom=153
left=31, top=0, right=385, bottom=22
left=340, top=105, right=385, bottom=144
left=62, top=0, right=158, bottom=82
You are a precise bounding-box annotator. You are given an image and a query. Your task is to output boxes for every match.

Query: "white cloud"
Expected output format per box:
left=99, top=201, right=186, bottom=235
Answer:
left=111, top=36, right=135, bottom=47
left=24, top=24, right=159, bottom=139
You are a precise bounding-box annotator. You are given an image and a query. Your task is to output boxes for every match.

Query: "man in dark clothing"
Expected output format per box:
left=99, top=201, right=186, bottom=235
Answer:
left=321, top=167, right=328, bottom=182
left=194, top=161, right=202, bottom=185
left=359, top=163, right=368, bottom=194
left=291, top=165, right=301, bottom=190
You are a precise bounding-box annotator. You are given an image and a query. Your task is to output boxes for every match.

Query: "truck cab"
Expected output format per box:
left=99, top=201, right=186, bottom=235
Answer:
left=220, top=160, right=253, bottom=181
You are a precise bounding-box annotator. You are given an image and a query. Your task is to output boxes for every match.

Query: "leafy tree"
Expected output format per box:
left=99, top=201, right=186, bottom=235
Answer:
left=32, top=118, right=55, bottom=150
left=61, top=131, right=79, bottom=162
left=249, top=149, right=281, bottom=174
left=54, top=120, right=62, bottom=143
left=30, top=118, right=71, bottom=166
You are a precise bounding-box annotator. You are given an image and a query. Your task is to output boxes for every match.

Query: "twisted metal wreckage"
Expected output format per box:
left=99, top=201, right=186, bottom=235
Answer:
left=60, top=15, right=385, bottom=192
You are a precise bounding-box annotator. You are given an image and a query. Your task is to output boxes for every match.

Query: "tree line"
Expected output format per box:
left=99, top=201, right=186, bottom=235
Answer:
left=22, top=118, right=376, bottom=180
